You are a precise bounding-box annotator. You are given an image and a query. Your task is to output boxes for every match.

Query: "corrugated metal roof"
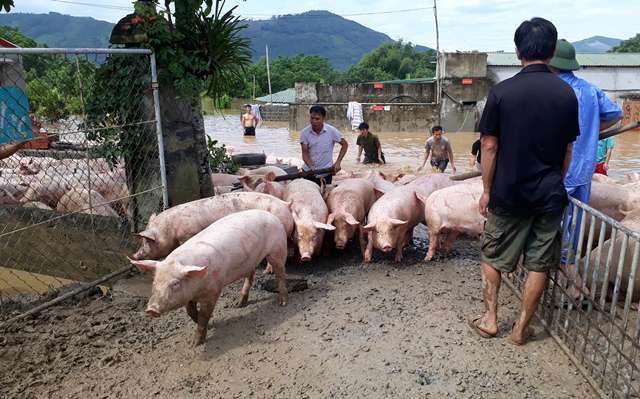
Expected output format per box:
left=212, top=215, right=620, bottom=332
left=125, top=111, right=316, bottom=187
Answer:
left=487, top=52, right=640, bottom=67
left=255, top=88, right=295, bottom=103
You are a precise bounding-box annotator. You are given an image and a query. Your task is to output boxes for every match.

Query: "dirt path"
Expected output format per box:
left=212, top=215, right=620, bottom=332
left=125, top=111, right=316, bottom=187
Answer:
left=0, top=237, right=594, bottom=398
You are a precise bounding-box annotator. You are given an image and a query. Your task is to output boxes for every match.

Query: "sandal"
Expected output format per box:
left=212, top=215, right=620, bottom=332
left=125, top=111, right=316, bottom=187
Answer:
left=467, top=316, right=497, bottom=339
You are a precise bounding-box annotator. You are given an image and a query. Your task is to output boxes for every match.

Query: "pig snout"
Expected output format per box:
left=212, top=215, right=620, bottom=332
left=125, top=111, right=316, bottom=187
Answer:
left=146, top=306, right=161, bottom=317
left=335, top=243, right=346, bottom=250
left=300, top=253, right=312, bottom=262
left=381, top=245, right=393, bottom=252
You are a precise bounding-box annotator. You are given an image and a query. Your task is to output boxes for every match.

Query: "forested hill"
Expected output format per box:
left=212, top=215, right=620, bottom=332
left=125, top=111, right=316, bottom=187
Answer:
left=0, top=11, right=430, bottom=69
left=244, top=10, right=430, bottom=69
left=0, top=12, right=112, bottom=48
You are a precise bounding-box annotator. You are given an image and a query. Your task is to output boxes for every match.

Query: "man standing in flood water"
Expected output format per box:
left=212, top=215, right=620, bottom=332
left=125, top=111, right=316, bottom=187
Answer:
left=300, top=105, right=349, bottom=186
left=469, top=17, right=580, bottom=346
left=418, top=126, right=457, bottom=174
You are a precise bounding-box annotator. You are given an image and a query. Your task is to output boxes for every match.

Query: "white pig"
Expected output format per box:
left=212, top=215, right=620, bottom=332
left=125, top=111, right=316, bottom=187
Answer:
left=284, top=178, right=335, bottom=261
left=131, top=210, right=288, bottom=345
left=422, top=180, right=485, bottom=261
left=325, top=178, right=377, bottom=253
left=132, top=192, right=294, bottom=260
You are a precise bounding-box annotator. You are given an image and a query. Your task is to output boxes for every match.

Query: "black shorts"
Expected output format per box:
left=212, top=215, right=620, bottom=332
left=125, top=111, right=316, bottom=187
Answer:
left=244, top=126, right=256, bottom=136
left=430, top=158, right=449, bottom=173
left=304, top=174, right=332, bottom=186
left=363, top=152, right=386, bottom=164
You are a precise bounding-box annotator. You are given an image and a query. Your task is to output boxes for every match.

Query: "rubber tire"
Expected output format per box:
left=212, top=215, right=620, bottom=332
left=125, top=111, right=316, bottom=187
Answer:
left=232, top=153, right=266, bottom=166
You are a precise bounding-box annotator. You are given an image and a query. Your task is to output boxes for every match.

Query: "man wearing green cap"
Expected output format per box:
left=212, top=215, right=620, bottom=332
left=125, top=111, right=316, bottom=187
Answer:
left=549, top=39, right=622, bottom=296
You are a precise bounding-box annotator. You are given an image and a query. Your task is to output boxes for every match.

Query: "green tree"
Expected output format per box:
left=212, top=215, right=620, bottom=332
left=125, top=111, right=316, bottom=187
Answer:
left=343, top=41, right=435, bottom=83
left=0, top=0, right=13, bottom=12
left=612, top=34, right=640, bottom=53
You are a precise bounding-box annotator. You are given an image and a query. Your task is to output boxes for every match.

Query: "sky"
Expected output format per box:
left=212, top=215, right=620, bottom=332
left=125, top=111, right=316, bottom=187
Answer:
left=14, top=0, right=640, bottom=51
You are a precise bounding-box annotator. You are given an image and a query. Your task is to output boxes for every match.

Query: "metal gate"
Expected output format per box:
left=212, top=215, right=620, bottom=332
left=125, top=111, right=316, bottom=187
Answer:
left=0, top=48, right=168, bottom=320
left=506, top=197, right=640, bottom=398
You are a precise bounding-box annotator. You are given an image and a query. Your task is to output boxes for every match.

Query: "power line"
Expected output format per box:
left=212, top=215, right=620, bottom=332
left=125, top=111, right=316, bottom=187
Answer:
left=50, top=0, right=132, bottom=10
left=244, top=7, right=435, bottom=18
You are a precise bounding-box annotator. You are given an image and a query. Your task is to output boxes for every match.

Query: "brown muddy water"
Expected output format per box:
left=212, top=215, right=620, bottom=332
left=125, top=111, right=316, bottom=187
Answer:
left=205, top=115, right=640, bottom=179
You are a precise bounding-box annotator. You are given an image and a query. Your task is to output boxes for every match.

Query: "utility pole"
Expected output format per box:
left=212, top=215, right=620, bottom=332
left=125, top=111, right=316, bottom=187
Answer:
left=433, top=0, right=442, bottom=121
left=252, top=74, right=256, bottom=100
left=265, top=45, right=273, bottom=103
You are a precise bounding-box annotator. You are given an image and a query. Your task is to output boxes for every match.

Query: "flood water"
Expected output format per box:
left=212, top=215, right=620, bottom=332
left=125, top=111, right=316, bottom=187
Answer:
left=205, top=115, right=640, bottom=179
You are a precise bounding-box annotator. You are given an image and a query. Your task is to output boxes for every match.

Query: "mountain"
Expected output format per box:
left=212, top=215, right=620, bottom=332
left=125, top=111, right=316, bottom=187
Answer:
left=0, top=12, right=112, bottom=48
left=244, top=10, right=430, bottom=69
left=572, top=36, right=622, bottom=53
left=0, top=11, right=430, bottom=70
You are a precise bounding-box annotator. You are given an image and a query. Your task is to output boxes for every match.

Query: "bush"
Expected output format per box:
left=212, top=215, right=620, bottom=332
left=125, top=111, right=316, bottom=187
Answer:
left=207, top=136, right=238, bottom=174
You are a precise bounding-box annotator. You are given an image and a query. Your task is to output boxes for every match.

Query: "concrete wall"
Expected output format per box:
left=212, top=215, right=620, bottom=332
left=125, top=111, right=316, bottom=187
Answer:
left=314, top=82, right=435, bottom=103
left=290, top=103, right=439, bottom=133
left=259, top=104, right=289, bottom=121
left=439, top=77, right=493, bottom=132
left=443, top=52, right=487, bottom=78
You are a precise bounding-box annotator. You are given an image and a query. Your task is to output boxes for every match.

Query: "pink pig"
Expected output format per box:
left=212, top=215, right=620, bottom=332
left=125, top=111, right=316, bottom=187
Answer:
left=422, top=179, right=485, bottom=261
left=132, top=192, right=294, bottom=260
left=284, top=178, right=335, bottom=261
left=131, top=210, right=288, bottom=346
left=363, top=174, right=456, bottom=262
left=325, top=178, right=377, bottom=253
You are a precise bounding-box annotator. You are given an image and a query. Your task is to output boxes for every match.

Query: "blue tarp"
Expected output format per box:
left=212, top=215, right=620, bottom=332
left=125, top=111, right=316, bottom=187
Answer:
left=0, top=86, right=33, bottom=145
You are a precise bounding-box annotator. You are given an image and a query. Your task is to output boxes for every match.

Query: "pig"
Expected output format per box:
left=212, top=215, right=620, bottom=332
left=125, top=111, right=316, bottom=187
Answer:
left=211, top=173, right=240, bottom=187
left=240, top=171, right=286, bottom=199
left=284, top=178, right=335, bottom=261
left=17, top=156, right=58, bottom=175
left=325, top=178, right=377, bottom=253
left=587, top=208, right=640, bottom=301
left=0, top=182, right=28, bottom=205
left=396, top=174, right=418, bottom=185
left=20, top=173, right=73, bottom=207
left=625, top=172, right=640, bottom=184
left=591, top=173, right=617, bottom=185
left=130, top=210, right=288, bottom=345
left=590, top=181, right=634, bottom=221
left=363, top=174, right=456, bottom=262
left=422, top=179, right=485, bottom=261
left=132, top=192, right=294, bottom=260
left=22, top=201, right=53, bottom=210
left=57, top=188, right=120, bottom=217
left=242, top=165, right=287, bottom=177
left=366, top=171, right=395, bottom=194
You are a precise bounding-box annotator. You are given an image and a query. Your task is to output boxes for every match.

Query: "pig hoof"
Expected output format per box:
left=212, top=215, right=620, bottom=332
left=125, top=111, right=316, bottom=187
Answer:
left=279, top=300, right=288, bottom=307
left=237, top=298, right=249, bottom=308
left=424, top=254, right=434, bottom=262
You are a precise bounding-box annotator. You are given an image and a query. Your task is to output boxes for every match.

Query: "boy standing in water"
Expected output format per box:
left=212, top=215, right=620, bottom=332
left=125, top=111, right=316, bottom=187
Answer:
left=241, top=104, right=256, bottom=136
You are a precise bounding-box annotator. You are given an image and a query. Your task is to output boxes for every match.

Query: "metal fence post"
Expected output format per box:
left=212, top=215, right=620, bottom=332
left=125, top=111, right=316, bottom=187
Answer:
left=149, top=52, right=169, bottom=210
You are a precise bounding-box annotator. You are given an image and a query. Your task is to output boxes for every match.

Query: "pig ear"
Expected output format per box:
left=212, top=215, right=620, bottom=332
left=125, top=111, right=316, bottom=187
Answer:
left=149, top=213, right=157, bottom=221
left=326, top=213, right=336, bottom=226
left=284, top=201, right=293, bottom=210
left=378, top=171, right=387, bottom=180
left=344, top=213, right=360, bottom=226
left=374, top=187, right=385, bottom=199
left=389, top=218, right=408, bottom=226
left=362, top=222, right=376, bottom=232
left=129, top=258, right=159, bottom=272
left=135, top=229, right=156, bottom=242
left=313, top=221, right=336, bottom=231
left=264, top=171, right=276, bottom=182
left=414, top=192, right=427, bottom=204
left=239, top=175, right=255, bottom=191
left=181, top=265, right=208, bottom=279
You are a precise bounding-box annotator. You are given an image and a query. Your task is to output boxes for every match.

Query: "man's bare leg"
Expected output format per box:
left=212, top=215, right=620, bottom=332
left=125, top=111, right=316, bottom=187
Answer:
left=477, top=261, right=501, bottom=335
left=511, top=271, right=547, bottom=344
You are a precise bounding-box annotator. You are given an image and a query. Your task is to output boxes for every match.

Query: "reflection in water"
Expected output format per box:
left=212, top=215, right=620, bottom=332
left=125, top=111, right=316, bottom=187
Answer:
left=204, top=115, right=639, bottom=179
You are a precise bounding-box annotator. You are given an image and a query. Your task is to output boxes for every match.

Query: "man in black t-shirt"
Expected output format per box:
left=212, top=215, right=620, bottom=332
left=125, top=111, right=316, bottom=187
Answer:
left=470, top=137, right=481, bottom=171
left=468, top=18, right=579, bottom=346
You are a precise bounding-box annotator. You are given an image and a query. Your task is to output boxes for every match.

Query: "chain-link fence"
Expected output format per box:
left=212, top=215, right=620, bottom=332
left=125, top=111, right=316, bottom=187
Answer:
left=0, top=48, right=167, bottom=317
left=506, top=197, right=640, bottom=398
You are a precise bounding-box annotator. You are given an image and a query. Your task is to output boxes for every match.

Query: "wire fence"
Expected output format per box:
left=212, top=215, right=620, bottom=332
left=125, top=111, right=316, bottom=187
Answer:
left=0, top=48, right=166, bottom=316
left=505, top=197, right=640, bottom=399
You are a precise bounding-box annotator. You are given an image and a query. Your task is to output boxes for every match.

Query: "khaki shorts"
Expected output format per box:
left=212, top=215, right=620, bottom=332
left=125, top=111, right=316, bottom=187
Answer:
left=481, top=208, right=562, bottom=273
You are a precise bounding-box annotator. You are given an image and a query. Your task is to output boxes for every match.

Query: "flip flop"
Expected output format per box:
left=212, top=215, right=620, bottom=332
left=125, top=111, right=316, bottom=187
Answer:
left=506, top=322, right=535, bottom=346
left=467, top=316, right=497, bottom=339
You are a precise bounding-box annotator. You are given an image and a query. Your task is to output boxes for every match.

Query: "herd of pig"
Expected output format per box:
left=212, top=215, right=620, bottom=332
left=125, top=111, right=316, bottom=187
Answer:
left=0, top=155, right=129, bottom=217
left=130, top=163, right=640, bottom=345
left=3, top=152, right=640, bottom=345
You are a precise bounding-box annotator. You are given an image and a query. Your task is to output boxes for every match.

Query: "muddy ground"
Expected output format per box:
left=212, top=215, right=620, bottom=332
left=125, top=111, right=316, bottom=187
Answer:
left=0, top=233, right=595, bottom=399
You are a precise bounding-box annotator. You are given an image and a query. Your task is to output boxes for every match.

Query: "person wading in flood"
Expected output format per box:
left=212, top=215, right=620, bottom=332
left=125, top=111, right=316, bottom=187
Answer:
left=418, top=126, right=456, bottom=174
left=469, top=17, right=580, bottom=346
left=356, top=122, right=385, bottom=165
left=300, top=105, right=348, bottom=186
left=241, top=104, right=256, bottom=136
